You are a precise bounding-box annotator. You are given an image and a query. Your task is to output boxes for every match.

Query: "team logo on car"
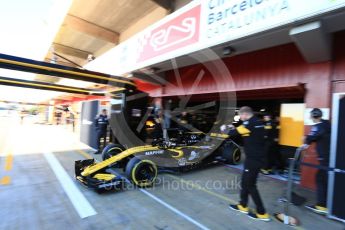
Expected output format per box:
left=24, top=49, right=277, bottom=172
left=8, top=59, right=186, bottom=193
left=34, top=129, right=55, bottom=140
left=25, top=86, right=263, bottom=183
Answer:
left=145, top=150, right=164, bottom=156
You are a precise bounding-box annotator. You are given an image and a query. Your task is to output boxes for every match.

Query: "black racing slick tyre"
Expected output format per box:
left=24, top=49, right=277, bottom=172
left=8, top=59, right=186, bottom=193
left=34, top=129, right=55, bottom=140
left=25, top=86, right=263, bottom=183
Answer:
left=101, top=144, right=125, bottom=161
left=125, top=157, right=158, bottom=188
left=222, top=143, right=242, bottom=165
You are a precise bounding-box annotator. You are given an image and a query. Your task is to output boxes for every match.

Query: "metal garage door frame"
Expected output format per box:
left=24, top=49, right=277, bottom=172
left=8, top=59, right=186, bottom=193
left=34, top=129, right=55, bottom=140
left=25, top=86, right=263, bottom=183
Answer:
left=327, top=92, right=345, bottom=223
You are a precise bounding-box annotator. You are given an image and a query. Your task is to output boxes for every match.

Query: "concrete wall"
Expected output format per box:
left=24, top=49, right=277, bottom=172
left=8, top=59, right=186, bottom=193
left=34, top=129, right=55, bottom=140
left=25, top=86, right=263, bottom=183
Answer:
left=161, top=43, right=331, bottom=100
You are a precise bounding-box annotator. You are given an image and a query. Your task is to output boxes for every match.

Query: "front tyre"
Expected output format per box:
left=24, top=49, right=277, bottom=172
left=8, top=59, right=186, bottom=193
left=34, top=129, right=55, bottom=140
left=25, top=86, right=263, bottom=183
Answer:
left=125, top=157, right=157, bottom=187
left=222, top=143, right=242, bottom=165
left=101, top=144, right=125, bottom=161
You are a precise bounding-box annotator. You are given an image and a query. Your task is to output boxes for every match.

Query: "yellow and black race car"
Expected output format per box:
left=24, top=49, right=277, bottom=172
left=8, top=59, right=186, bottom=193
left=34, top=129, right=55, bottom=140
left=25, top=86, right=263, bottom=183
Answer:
left=75, top=132, right=241, bottom=192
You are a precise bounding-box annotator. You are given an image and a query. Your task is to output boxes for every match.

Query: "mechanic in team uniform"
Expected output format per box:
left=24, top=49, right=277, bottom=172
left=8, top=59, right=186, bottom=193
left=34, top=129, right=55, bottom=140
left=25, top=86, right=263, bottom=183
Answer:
left=304, top=108, right=331, bottom=214
left=261, top=113, right=283, bottom=174
left=94, top=109, right=109, bottom=154
left=152, top=112, right=163, bottom=141
left=225, top=106, right=270, bottom=221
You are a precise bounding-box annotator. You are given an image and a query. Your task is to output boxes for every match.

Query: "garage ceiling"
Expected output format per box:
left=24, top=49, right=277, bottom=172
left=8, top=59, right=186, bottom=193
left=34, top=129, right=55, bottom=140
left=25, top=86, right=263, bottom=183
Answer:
left=69, top=0, right=157, bottom=32
left=34, top=0, right=168, bottom=102
left=44, top=0, right=163, bottom=70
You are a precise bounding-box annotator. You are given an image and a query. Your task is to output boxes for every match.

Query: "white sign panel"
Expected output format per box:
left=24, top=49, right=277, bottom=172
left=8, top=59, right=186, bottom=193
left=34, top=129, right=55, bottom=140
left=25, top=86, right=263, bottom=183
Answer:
left=202, top=0, right=345, bottom=43
left=86, top=0, right=345, bottom=75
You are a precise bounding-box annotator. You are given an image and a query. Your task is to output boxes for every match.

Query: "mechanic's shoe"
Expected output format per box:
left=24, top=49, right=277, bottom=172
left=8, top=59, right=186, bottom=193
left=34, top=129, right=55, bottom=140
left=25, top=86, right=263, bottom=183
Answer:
left=305, top=205, right=328, bottom=215
left=229, top=204, right=249, bottom=214
left=248, top=212, right=271, bottom=221
left=261, top=169, right=272, bottom=175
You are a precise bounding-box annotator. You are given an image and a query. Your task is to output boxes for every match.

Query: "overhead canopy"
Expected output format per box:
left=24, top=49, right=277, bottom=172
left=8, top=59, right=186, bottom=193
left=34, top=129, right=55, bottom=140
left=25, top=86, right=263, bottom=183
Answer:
left=0, top=53, right=135, bottom=104
left=0, top=53, right=136, bottom=89
left=0, top=76, right=105, bottom=96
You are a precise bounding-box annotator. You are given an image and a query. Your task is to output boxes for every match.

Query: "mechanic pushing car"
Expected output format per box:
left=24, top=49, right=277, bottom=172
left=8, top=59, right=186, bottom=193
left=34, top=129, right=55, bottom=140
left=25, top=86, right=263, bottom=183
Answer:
left=303, top=108, right=331, bottom=215
left=222, top=106, right=270, bottom=221
left=94, top=109, right=109, bottom=154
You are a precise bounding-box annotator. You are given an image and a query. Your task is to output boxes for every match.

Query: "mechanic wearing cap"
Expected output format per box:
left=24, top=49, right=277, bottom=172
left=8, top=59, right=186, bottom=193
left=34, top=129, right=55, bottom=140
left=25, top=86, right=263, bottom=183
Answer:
left=303, top=108, right=331, bottom=214
left=225, top=106, right=270, bottom=221
left=94, top=109, right=109, bottom=154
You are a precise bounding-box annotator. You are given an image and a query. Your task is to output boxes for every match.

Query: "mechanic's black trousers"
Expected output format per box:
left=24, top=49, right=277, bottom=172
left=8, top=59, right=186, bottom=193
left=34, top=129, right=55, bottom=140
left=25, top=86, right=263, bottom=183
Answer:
left=96, top=131, right=107, bottom=151
left=240, top=159, right=266, bottom=214
left=264, top=141, right=284, bottom=170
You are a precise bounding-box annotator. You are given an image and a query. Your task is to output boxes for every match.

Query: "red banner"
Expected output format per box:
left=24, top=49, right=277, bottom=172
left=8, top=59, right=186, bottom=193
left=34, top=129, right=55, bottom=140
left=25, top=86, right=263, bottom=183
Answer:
left=138, top=5, right=201, bottom=62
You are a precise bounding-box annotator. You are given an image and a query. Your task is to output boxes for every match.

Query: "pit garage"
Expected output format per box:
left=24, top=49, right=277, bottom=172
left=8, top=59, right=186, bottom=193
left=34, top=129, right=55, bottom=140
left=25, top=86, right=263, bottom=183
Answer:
left=1, top=0, right=345, bottom=229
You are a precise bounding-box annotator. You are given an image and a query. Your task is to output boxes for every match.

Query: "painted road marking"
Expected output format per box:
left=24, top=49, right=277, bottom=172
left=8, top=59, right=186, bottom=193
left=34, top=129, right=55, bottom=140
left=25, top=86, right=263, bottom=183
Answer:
left=0, top=175, right=10, bottom=185
left=76, top=149, right=210, bottom=229
left=4, top=154, right=13, bottom=171
left=44, top=152, right=97, bottom=219
left=140, top=189, right=210, bottom=230
left=76, top=149, right=93, bottom=159
left=1, top=151, right=13, bottom=185
left=166, top=175, right=305, bottom=230
left=166, top=174, right=237, bottom=204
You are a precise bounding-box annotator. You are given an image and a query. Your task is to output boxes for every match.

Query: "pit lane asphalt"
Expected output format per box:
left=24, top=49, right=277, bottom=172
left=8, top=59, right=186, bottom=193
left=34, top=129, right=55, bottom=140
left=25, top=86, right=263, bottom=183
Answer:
left=0, top=116, right=343, bottom=230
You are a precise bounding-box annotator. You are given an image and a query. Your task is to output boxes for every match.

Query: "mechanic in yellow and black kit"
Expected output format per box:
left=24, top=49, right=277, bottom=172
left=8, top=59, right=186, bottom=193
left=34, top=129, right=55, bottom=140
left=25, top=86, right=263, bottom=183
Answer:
left=223, top=106, right=271, bottom=221
left=261, top=113, right=284, bottom=175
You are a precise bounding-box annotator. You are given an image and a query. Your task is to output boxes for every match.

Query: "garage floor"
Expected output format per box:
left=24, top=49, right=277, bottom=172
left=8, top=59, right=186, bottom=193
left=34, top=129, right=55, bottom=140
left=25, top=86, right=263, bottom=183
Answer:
left=0, top=115, right=344, bottom=230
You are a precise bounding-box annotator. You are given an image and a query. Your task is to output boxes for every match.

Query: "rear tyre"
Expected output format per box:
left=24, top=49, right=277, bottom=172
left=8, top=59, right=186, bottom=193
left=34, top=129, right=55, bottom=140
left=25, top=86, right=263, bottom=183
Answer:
left=101, top=144, right=125, bottom=161
left=222, top=143, right=242, bottom=165
left=125, top=157, right=157, bottom=187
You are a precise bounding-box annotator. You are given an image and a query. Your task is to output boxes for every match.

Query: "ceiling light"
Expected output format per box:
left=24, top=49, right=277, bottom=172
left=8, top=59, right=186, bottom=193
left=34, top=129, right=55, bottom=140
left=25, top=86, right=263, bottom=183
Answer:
left=223, top=46, right=235, bottom=56
left=87, top=54, right=95, bottom=62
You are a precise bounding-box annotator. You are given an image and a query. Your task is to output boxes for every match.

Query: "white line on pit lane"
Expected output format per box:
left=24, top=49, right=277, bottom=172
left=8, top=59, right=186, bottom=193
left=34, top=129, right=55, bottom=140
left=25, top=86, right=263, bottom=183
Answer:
left=139, top=189, right=210, bottom=230
left=44, top=152, right=97, bottom=219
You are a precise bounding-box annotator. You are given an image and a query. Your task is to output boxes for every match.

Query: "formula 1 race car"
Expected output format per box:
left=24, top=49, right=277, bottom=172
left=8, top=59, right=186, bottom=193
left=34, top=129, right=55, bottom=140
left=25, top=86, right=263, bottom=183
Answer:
left=75, top=132, right=241, bottom=192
